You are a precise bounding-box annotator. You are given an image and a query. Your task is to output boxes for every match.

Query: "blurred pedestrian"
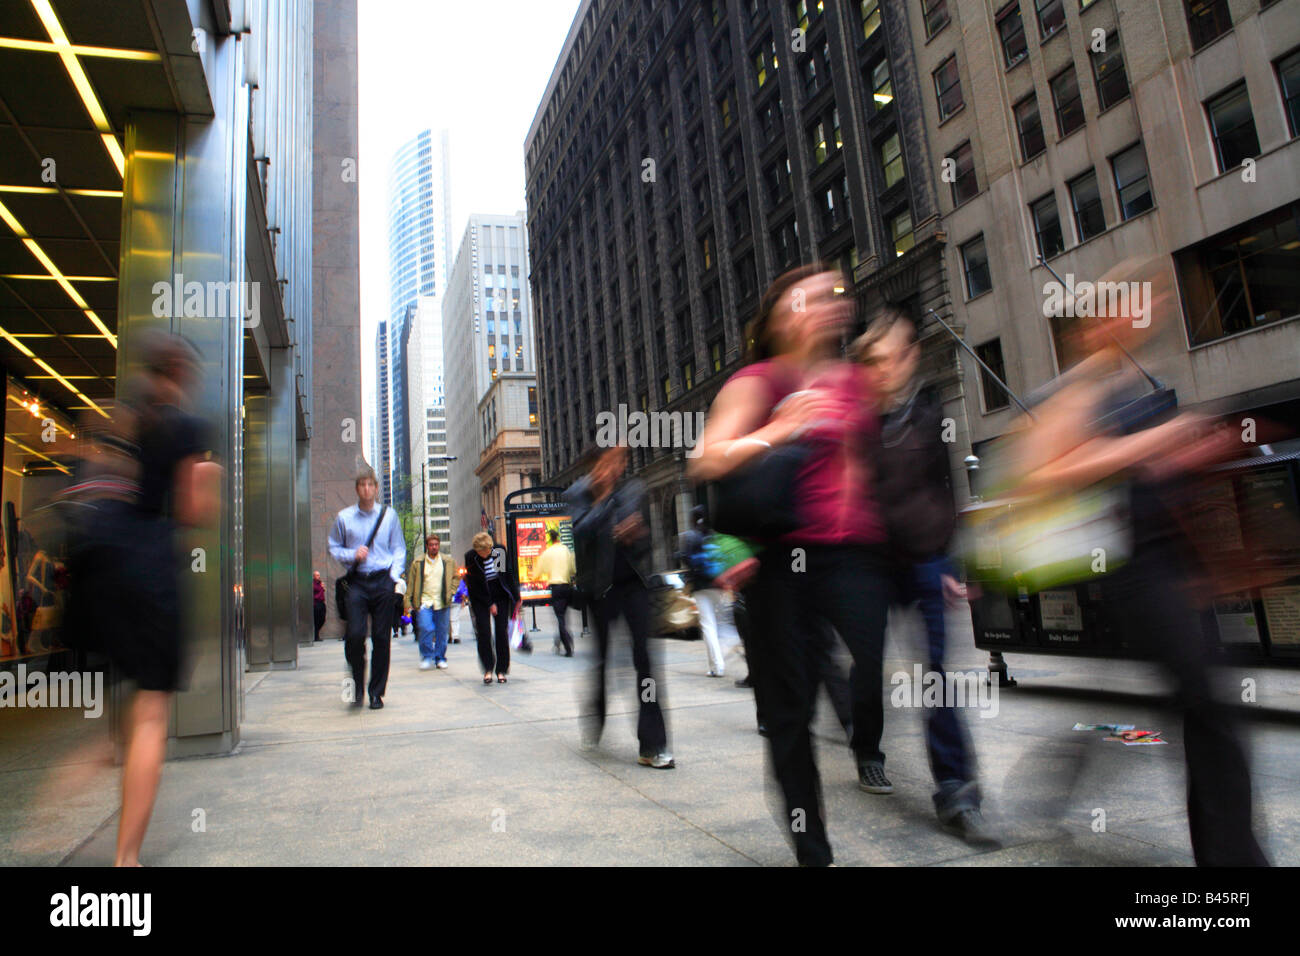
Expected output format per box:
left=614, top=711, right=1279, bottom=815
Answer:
left=465, top=533, right=518, bottom=683
left=679, top=507, right=740, bottom=677
left=531, top=528, right=576, bottom=656
left=328, top=465, right=404, bottom=710
left=405, top=533, right=456, bottom=670
left=853, top=308, right=994, bottom=845
left=566, top=446, right=674, bottom=769
left=72, top=333, right=222, bottom=866
left=312, top=571, right=326, bottom=642
left=1000, top=258, right=1267, bottom=866
left=690, top=264, right=888, bottom=866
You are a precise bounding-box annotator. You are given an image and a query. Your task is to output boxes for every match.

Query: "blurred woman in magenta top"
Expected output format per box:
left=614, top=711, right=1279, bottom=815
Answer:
left=691, top=264, right=891, bottom=867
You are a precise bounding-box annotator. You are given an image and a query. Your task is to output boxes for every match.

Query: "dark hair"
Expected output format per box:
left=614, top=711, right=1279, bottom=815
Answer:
left=850, top=305, right=916, bottom=362
left=743, top=263, right=830, bottom=363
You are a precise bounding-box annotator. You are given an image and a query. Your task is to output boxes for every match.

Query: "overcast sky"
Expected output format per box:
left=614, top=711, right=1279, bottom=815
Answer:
left=356, top=0, right=581, bottom=450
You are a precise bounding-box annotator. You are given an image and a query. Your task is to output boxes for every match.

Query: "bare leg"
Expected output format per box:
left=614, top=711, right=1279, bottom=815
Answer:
left=114, top=690, right=170, bottom=867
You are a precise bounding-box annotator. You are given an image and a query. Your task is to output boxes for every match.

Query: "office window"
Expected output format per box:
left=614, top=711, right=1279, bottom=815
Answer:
left=754, top=38, right=777, bottom=88
left=859, top=0, right=881, bottom=40
left=1092, top=33, right=1129, bottom=110
left=934, top=56, right=963, bottom=120
left=790, top=0, right=813, bottom=32
left=681, top=360, right=695, bottom=391
left=880, top=132, right=904, bottom=189
left=1185, top=0, right=1232, bottom=51
left=757, top=94, right=783, bottom=142
left=948, top=141, right=978, bottom=205
left=890, top=209, right=915, bottom=257
left=662, top=375, right=671, bottom=402
left=923, top=0, right=950, bottom=39
left=820, top=176, right=849, bottom=232
left=1014, top=95, right=1047, bottom=160
left=961, top=234, right=992, bottom=298
left=811, top=119, right=829, bottom=164
left=1177, top=203, right=1300, bottom=345
left=701, top=233, right=715, bottom=271
left=1280, top=50, right=1300, bottom=137
left=1111, top=143, right=1153, bottom=219
left=1068, top=169, right=1106, bottom=241
left=1051, top=67, right=1085, bottom=136
left=710, top=339, right=723, bottom=372
left=869, top=58, right=893, bottom=111
left=997, top=3, right=1029, bottom=69
left=975, top=339, right=1010, bottom=411
left=1031, top=192, right=1065, bottom=259
left=719, top=93, right=733, bottom=128
left=1206, top=83, right=1260, bottom=172
left=1035, top=0, right=1065, bottom=39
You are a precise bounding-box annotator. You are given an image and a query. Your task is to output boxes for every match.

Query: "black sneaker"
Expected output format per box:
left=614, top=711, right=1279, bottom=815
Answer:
left=941, top=808, right=1000, bottom=848
left=857, top=761, right=893, bottom=794
left=734, top=675, right=753, bottom=688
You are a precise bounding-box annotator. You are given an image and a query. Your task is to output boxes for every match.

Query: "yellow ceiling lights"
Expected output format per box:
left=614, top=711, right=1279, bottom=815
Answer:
left=0, top=185, right=123, bottom=198
left=29, top=0, right=125, bottom=177
left=0, top=197, right=118, bottom=348
left=4, top=435, right=71, bottom=476
left=0, top=36, right=160, bottom=61
left=0, top=326, right=108, bottom=419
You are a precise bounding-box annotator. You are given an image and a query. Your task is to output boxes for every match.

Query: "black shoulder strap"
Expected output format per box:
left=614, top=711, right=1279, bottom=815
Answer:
left=364, top=505, right=388, bottom=550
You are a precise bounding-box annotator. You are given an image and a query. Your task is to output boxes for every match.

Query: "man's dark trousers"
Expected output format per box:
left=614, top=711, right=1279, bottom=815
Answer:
left=551, top=583, right=574, bottom=654
left=587, top=580, right=667, bottom=752
left=344, top=570, right=395, bottom=702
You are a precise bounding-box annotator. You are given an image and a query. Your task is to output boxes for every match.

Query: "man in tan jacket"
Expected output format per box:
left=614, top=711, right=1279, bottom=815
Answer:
left=404, top=533, right=458, bottom=670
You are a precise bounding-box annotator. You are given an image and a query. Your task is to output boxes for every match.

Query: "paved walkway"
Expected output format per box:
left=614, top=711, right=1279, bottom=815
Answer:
left=8, top=607, right=1300, bottom=866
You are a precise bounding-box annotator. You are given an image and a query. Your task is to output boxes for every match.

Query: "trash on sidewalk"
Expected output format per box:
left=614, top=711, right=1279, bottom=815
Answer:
left=1072, top=722, right=1136, bottom=732
left=1103, top=729, right=1167, bottom=745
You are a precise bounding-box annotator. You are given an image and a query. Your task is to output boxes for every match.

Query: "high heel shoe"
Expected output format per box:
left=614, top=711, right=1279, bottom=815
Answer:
left=496, top=674, right=507, bottom=684
left=483, top=674, right=493, bottom=685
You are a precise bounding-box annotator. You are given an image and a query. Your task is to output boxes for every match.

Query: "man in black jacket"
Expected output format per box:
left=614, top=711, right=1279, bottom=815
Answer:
left=565, top=445, right=674, bottom=768
left=853, top=309, right=995, bottom=845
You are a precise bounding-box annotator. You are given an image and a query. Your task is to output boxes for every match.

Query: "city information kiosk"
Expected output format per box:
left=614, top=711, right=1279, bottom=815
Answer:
left=502, top=487, right=575, bottom=631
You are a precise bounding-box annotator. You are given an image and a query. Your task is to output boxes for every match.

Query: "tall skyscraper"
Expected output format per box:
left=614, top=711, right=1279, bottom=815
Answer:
left=381, top=129, right=453, bottom=508
left=443, top=212, right=535, bottom=558
left=375, top=320, right=392, bottom=505
left=407, top=294, right=452, bottom=541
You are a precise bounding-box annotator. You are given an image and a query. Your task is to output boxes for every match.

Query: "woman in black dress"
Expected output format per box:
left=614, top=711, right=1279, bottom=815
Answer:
left=78, top=334, right=220, bottom=866
left=464, top=532, right=518, bottom=684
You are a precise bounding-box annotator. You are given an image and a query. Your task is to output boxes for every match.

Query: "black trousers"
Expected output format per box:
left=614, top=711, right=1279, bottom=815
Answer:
left=587, top=579, right=667, bottom=752
left=551, top=583, right=573, bottom=654
left=471, top=582, right=513, bottom=674
left=747, top=544, right=890, bottom=867
left=344, top=573, right=395, bottom=701
left=313, top=600, right=326, bottom=641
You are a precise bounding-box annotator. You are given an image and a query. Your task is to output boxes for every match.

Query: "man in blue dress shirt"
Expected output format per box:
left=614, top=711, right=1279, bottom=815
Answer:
left=328, top=464, right=406, bottom=709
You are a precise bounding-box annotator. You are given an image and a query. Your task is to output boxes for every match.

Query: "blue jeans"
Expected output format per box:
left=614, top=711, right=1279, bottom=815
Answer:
left=415, top=606, right=450, bottom=663
left=893, top=555, right=977, bottom=815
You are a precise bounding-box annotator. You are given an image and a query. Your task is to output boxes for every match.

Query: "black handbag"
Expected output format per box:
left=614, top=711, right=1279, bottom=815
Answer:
left=334, top=505, right=388, bottom=622
left=706, top=443, right=812, bottom=538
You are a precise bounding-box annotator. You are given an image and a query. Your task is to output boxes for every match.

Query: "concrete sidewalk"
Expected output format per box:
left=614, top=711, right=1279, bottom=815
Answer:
left=11, top=607, right=1300, bottom=866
